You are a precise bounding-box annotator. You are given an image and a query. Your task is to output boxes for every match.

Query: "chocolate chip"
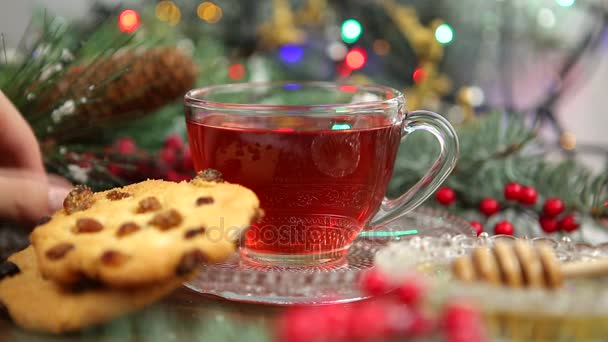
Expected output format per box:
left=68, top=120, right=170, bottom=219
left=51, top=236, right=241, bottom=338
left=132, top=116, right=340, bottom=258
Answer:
left=46, top=243, right=75, bottom=260
left=116, top=222, right=140, bottom=237
left=73, top=218, right=103, bottom=233
left=35, top=216, right=52, bottom=226
left=63, top=185, right=95, bottom=214
left=0, top=261, right=20, bottom=280
left=106, top=190, right=131, bottom=201
left=192, top=169, right=224, bottom=183
left=136, top=197, right=162, bottom=213
left=195, top=196, right=214, bottom=206
left=176, top=250, right=207, bottom=275
left=184, top=227, right=206, bottom=239
left=100, top=250, right=130, bottom=267
left=149, top=209, right=182, bottom=230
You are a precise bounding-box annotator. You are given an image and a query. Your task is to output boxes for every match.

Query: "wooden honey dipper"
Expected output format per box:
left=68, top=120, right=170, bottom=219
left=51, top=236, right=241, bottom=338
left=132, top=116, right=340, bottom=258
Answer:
left=452, top=240, right=608, bottom=288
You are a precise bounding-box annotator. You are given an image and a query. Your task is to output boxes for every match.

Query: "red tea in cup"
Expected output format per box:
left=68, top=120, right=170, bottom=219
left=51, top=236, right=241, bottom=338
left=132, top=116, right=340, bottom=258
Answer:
left=184, top=82, right=458, bottom=266
left=187, top=115, right=401, bottom=263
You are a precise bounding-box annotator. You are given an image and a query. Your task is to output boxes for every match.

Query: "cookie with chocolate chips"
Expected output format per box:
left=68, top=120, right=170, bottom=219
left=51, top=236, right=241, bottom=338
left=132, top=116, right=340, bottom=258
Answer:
left=0, top=246, right=185, bottom=334
left=30, top=172, right=261, bottom=287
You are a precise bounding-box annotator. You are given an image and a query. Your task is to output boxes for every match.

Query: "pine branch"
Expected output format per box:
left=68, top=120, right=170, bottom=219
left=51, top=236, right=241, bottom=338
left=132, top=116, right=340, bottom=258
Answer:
left=388, top=112, right=608, bottom=224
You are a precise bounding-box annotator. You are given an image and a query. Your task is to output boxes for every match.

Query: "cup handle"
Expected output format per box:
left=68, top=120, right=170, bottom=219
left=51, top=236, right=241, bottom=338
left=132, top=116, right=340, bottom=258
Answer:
left=367, top=110, right=459, bottom=230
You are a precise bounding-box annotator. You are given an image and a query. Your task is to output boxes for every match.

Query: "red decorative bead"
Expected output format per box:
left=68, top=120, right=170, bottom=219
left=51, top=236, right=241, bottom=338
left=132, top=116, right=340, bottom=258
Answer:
left=543, top=198, right=565, bottom=217
left=479, top=198, right=500, bottom=217
left=494, top=220, right=514, bottom=235
left=435, top=187, right=456, bottom=206
left=503, top=182, right=522, bottom=201
left=539, top=216, right=559, bottom=233
left=441, top=301, right=486, bottom=342
left=115, top=137, right=137, bottom=155
left=160, top=148, right=177, bottom=165
left=163, top=134, right=184, bottom=151
left=396, top=276, right=426, bottom=306
left=470, top=221, right=483, bottom=236
left=559, top=214, right=580, bottom=232
left=276, top=308, right=322, bottom=342
left=518, top=186, right=538, bottom=205
left=348, top=301, right=390, bottom=341
left=360, top=269, right=390, bottom=296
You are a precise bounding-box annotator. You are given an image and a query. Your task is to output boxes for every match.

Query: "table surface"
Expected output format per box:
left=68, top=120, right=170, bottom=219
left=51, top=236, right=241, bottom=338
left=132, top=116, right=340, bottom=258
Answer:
left=1, top=287, right=282, bottom=342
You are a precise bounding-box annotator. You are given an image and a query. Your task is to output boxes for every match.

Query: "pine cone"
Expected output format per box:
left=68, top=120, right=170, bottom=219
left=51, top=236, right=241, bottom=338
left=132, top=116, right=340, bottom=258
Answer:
left=45, top=47, right=197, bottom=129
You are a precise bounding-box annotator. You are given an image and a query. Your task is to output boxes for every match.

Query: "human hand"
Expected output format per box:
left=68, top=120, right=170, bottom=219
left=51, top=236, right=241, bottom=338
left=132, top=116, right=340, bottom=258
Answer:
left=0, top=90, right=72, bottom=225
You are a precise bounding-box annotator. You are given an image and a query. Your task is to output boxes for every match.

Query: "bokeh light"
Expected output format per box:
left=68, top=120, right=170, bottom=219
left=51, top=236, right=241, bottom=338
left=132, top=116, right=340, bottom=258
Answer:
left=560, top=132, right=577, bottom=150
left=413, top=68, right=425, bottom=83
left=373, top=39, right=390, bottom=56
left=537, top=8, right=556, bottom=28
left=345, top=47, right=367, bottom=70
left=228, top=63, right=246, bottom=80
left=155, top=1, right=177, bottom=21
left=336, top=63, right=352, bottom=77
left=556, top=0, right=576, bottom=7
left=341, top=19, right=362, bottom=44
left=118, top=9, right=140, bottom=33
left=326, top=41, right=348, bottom=61
left=279, top=44, right=304, bottom=63
left=197, top=2, right=223, bottom=23
left=435, top=24, right=454, bottom=44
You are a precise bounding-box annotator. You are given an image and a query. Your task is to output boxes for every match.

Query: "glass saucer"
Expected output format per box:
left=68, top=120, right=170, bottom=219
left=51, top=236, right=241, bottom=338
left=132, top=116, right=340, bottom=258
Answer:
left=184, top=207, right=474, bottom=305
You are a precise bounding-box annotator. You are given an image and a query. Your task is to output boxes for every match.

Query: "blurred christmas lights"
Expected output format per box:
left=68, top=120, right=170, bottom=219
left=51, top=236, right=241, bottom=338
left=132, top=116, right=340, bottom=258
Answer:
left=341, top=19, right=362, bottom=44
left=435, top=24, right=454, bottom=44
left=197, top=2, right=223, bottom=23
left=373, top=39, right=390, bottom=56
left=345, top=47, right=367, bottom=70
left=279, top=44, right=304, bottom=63
left=155, top=1, right=181, bottom=25
left=228, top=63, right=246, bottom=80
left=326, top=41, right=348, bottom=61
left=556, top=0, right=576, bottom=7
left=413, top=68, right=425, bottom=83
left=118, top=9, right=140, bottom=33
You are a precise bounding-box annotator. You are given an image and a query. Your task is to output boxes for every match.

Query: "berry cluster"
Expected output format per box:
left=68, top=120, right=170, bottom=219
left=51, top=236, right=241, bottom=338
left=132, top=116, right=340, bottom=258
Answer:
left=435, top=183, right=579, bottom=237
left=276, top=269, right=485, bottom=342
left=107, top=135, right=195, bottom=182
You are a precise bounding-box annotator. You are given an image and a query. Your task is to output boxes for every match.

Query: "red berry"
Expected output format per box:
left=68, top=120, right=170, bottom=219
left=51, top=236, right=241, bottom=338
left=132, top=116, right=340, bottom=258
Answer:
left=181, top=146, right=194, bottom=170
left=479, top=198, right=500, bottom=216
left=107, top=163, right=122, bottom=176
left=435, top=187, right=456, bottom=206
left=360, top=269, right=390, bottom=296
left=539, top=216, right=559, bottom=233
left=348, top=301, right=391, bottom=341
left=276, top=308, right=322, bottom=342
left=518, top=186, right=538, bottom=205
left=160, top=148, right=177, bottom=165
left=165, top=170, right=182, bottom=182
left=318, top=305, right=352, bottom=341
left=543, top=198, right=565, bottom=217
left=504, top=182, right=522, bottom=201
left=470, top=221, right=483, bottom=236
left=494, top=220, right=514, bottom=235
left=559, top=214, right=580, bottom=232
left=441, top=300, right=486, bottom=342
left=396, top=276, right=426, bottom=305
left=163, top=134, right=184, bottom=151
left=115, top=137, right=137, bottom=155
